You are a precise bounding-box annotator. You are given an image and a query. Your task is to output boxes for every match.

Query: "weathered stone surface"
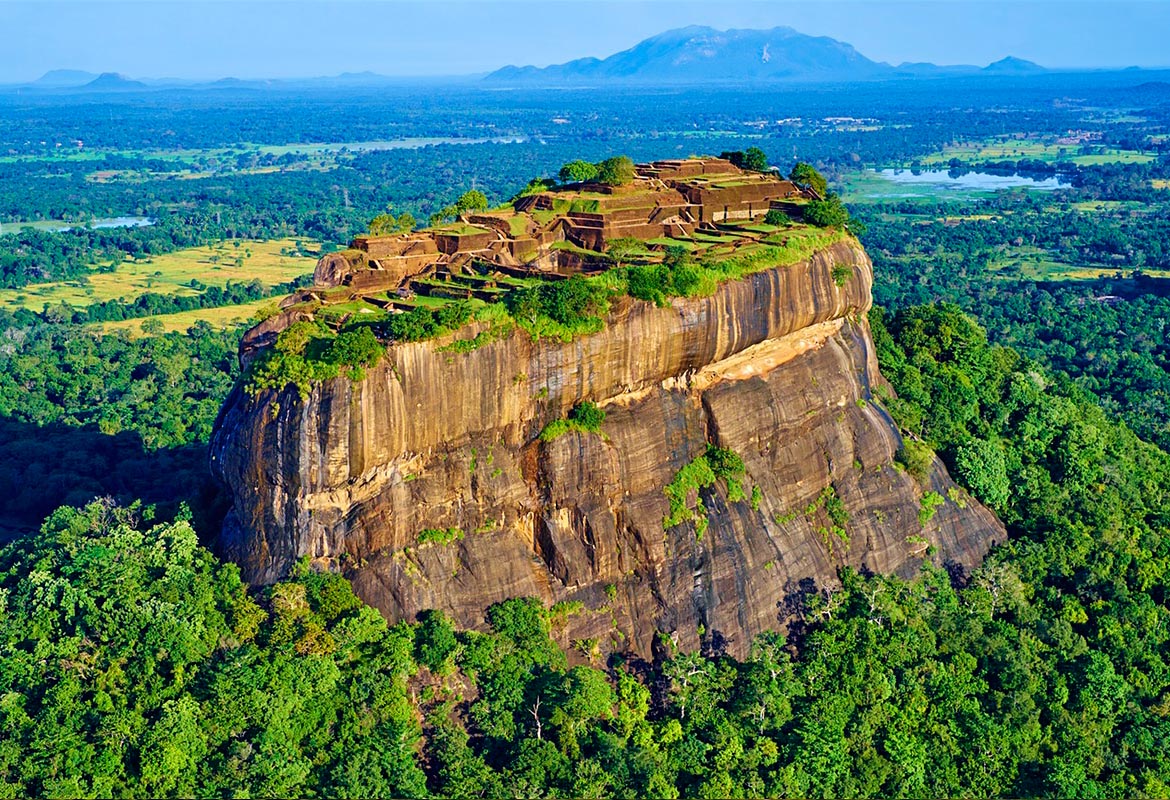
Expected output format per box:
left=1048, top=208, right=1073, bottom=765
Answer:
left=210, top=239, right=1002, bottom=658
left=313, top=250, right=367, bottom=287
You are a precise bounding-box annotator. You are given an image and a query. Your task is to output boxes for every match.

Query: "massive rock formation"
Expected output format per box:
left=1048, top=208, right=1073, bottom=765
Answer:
left=210, top=238, right=1002, bottom=659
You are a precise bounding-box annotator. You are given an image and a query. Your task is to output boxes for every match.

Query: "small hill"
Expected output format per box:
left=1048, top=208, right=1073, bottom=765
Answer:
left=488, top=25, right=892, bottom=84
left=30, top=69, right=99, bottom=88
left=81, top=72, right=149, bottom=92
left=205, top=77, right=272, bottom=90
left=982, top=56, right=1046, bottom=75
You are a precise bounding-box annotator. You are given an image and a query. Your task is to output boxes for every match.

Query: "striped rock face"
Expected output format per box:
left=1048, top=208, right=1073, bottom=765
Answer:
left=211, top=239, right=1002, bottom=659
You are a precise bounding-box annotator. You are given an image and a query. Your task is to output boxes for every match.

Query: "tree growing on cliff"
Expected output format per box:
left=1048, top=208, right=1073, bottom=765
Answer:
left=456, top=190, right=489, bottom=213
left=321, top=327, right=385, bottom=380
left=720, top=150, right=746, bottom=168
left=430, top=207, right=455, bottom=226
left=596, top=156, right=636, bottom=186
left=743, top=146, right=770, bottom=172
left=764, top=208, right=792, bottom=226
left=605, top=237, right=646, bottom=268
left=789, top=162, right=829, bottom=198
left=429, top=190, right=491, bottom=225
left=803, top=194, right=851, bottom=229
left=368, top=210, right=416, bottom=236
left=513, top=177, right=557, bottom=200
left=558, top=160, right=600, bottom=184
left=503, top=275, right=608, bottom=335
left=719, top=148, right=769, bottom=172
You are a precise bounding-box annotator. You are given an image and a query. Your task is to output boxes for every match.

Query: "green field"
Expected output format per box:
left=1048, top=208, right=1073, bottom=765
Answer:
left=918, top=138, right=1154, bottom=166
left=1, top=219, right=86, bottom=233
left=988, top=245, right=1170, bottom=282
left=0, top=238, right=318, bottom=312
left=1069, top=200, right=1149, bottom=213
left=94, top=297, right=279, bottom=336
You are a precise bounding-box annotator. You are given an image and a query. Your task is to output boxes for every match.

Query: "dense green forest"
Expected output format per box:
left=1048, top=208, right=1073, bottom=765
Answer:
left=856, top=187, right=1170, bottom=452
left=2, top=306, right=1167, bottom=798
left=0, top=318, right=240, bottom=530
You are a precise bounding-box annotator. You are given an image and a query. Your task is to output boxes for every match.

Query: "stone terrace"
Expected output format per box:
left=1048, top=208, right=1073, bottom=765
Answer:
left=258, top=157, right=815, bottom=345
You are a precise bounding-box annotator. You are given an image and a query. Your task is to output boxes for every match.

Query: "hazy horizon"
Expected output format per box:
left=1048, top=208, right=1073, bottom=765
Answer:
left=1, top=0, right=1168, bottom=84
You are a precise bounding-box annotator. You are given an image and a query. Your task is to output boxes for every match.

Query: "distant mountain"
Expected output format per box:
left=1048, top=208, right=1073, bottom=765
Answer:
left=488, top=26, right=892, bottom=84
left=982, top=56, right=1045, bottom=75
left=31, top=69, right=99, bottom=88
left=203, top=77, right=271, bottom=90
left=6, top=70, right=460, bottom=93
left=488, top=26, right=1049, bottom=84
left=81, top=72, right=149, bottom=92
left=330, top=71, right=394, bottom=85
left=891, top=62, right=979, bottom=77
left=890, top=56, right=1045, bottom=79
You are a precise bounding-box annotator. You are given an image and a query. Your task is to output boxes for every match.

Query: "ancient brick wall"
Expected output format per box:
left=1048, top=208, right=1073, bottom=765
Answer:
left=435, top=230, right=496, bottom=255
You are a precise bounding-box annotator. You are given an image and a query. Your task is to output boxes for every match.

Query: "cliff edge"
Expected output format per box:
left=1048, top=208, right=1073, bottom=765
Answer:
left=210, top=233, right=1002, bottom=659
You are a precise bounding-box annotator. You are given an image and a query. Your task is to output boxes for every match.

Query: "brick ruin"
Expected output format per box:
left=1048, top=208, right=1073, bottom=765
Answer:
left=247, top=158, right=814, bottom=352
left=309, top=158, right=810, bottom=292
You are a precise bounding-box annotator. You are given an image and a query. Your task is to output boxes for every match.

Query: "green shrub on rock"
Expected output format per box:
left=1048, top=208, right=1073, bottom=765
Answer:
left=540, top=401, right=607, bottom=442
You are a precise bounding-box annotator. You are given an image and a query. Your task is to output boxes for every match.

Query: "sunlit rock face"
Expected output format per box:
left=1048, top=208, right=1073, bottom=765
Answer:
left=211, top=239, right=1002, bottom=659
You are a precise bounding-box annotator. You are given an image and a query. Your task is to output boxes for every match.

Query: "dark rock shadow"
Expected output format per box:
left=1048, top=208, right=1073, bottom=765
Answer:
left=0, top=418, right=226, bottom=545
left=943, top=558, right=971, bottom=588
left=778, top=576, right=818, bottom=649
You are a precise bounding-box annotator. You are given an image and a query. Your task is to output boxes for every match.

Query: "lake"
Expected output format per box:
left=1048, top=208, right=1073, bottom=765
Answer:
left=0, top=216, right=153, bottom=235
left=863, top=168, right=1071, bottom=198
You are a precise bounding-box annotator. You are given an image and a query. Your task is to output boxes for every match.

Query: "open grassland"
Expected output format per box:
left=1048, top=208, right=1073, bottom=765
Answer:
left=94, top=298, right=277, bottom=336
left=938, top=214, right=999, bottom=222
left=988, top=246, right=1170, bottom=282
left=1068, top=200, right=1150, bottom=213
left=0, top=238, right=317, bottom=312
left=918, top=138, right=1154, bottom=166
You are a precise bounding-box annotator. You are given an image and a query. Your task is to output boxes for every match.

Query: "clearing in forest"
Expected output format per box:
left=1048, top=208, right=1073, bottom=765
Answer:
left=0, top=238, right=318, bottom=312
left=93, top=297, right=279, bottom=336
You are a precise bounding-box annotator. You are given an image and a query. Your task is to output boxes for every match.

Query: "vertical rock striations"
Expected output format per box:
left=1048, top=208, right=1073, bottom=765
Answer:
left=210, top=239, right=1002, bottom=658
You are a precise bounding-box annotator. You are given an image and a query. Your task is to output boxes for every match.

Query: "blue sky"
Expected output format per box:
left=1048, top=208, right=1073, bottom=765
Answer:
left=0, top=1, right=1167, bottom=82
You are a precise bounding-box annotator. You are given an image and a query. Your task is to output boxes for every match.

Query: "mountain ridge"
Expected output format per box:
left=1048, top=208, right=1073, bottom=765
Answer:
left=488, top=25, right=892, bottom=83
left=487, top=25, right=1047, bottom=84
left=4, top=27, right=1073, bottom=92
